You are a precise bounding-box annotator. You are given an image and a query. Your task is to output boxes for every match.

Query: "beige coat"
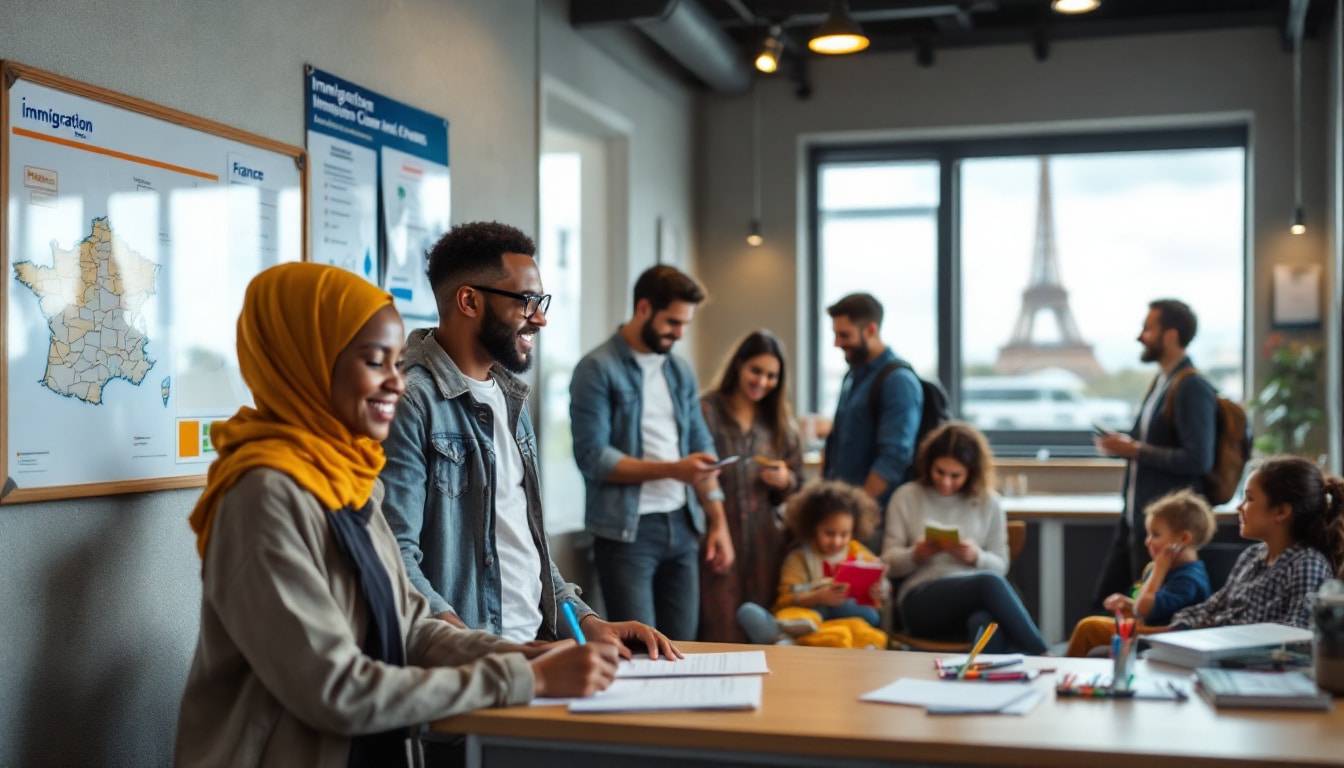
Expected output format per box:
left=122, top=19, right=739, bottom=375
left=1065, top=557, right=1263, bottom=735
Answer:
left=174, top=468, right=534, bottom=767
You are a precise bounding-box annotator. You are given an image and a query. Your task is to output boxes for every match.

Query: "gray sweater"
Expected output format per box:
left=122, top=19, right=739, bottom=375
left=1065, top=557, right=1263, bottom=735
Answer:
left=880, top=482, right=1009, bottom=606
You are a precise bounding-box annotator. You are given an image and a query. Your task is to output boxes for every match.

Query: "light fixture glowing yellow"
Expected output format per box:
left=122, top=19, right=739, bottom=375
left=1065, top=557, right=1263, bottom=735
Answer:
left=1291, top=207, right=1306, bottom=235
left=756, top=26, right=783, bottom=73
left=1052, top=0, right=1100, bottom=13
left=808, top=0, right=870, bottom=55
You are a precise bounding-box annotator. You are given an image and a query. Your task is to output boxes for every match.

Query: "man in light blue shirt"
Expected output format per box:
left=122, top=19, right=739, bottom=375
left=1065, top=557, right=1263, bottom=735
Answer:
left=570, top=265, right=735, bottom=640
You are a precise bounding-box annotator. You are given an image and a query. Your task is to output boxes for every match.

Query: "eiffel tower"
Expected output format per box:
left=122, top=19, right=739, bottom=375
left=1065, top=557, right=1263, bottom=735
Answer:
left=994, top=157, right=1104, bottom=380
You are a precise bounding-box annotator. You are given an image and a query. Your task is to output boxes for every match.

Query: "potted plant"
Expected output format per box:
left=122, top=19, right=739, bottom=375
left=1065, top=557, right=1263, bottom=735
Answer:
left=1251, top=333, right=1323, bottom=455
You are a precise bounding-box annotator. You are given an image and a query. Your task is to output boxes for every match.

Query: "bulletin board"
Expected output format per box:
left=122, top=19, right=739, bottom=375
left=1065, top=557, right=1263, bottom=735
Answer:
left=2, top=61, right=306, bottom=503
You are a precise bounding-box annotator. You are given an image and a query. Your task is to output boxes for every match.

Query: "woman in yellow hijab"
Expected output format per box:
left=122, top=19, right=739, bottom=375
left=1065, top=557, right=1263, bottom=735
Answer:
left=174, top=262, right=616, bottom=768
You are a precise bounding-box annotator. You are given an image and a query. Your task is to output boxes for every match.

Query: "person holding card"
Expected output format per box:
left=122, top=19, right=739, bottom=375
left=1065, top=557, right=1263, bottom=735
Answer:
left=571, top=265, right=735, bottom=641
left=697, top=330, right=804, bottom=642
left=881, top=422, right=1048, bottom=654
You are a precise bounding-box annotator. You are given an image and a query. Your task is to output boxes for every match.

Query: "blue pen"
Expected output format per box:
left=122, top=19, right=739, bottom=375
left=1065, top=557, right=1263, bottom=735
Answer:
left=561, top=600, right=586, bottom=645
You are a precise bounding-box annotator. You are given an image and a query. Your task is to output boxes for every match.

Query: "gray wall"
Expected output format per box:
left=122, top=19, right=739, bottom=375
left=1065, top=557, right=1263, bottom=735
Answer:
left=0, top=1, right=695, bottom=765
left=693, top=27, right=1337, bottom=425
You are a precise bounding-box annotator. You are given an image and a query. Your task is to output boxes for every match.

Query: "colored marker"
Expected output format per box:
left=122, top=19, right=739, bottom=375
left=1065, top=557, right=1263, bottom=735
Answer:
left=561, top=600, right=586, bottom=645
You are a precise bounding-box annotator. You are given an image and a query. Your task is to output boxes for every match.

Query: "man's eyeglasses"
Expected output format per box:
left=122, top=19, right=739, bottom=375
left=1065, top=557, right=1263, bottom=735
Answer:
left=470, top=285, right=552, bottom=320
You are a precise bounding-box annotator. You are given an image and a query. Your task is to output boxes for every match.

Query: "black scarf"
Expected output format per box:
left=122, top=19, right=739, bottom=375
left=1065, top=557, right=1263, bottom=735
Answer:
left=326, top=502, right=410, bottom=768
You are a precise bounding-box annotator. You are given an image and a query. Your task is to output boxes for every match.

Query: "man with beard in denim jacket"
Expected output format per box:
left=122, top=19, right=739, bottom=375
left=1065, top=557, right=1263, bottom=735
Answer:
left=570, top=266, right=735, bottom=641
left=380, top=221, right=676, bottom=660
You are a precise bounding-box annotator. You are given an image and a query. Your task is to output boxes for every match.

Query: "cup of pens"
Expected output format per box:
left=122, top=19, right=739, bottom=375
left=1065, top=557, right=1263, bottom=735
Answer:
left=1110, top=615, right=1136, bottom=690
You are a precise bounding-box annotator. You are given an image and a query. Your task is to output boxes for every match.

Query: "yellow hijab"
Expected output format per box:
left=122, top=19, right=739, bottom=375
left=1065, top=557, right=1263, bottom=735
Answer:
left=189, top=262, right=395, bottom=561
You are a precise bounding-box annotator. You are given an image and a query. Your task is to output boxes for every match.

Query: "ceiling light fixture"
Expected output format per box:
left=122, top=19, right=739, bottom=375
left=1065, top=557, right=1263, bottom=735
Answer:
left=1051, top=0, right=1101, bottom=14
left=756, top=25, right=784, bottom=73
left=808, top=0, right=870, bottom=55
left=1291, top=33, right=1306, bottom=235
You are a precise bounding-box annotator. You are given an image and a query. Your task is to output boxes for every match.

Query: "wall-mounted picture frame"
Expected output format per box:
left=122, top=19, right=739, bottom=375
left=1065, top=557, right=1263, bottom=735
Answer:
left=1271, top=263, right=1322, bottom=329
left=656, top=216, right=683, bottom=268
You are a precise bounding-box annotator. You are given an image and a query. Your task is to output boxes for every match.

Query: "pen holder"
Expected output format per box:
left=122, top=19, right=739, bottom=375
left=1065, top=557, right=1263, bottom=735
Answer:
left=1111, top=637, right=1135, bottom=690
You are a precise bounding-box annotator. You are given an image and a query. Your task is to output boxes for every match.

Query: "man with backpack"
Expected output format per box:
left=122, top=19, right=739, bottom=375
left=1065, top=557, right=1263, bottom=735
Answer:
left=1092, top=298, right=1224, bottom=606
left=822, top=293, right=926, bottom=548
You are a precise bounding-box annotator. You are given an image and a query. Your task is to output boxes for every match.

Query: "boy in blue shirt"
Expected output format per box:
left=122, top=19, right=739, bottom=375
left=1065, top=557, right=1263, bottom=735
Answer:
left=1066, top=489, right=1214, bottom=656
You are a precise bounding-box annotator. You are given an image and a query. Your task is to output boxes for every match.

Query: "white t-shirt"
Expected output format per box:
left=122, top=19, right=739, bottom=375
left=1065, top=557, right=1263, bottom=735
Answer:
left=463, top=375, right=543, bottom=643
left=633, top=351, right=686, bottom=514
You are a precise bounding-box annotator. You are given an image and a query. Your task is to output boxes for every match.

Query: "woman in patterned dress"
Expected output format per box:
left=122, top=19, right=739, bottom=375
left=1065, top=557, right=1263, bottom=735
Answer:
left=697, top=330, right=804, bottom=642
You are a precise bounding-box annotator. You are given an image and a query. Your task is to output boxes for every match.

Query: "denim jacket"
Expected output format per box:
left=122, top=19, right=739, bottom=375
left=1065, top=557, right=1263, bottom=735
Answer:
left=570, top=330, right=715, bottom=542
left=380, top=328, right=592, bottom=640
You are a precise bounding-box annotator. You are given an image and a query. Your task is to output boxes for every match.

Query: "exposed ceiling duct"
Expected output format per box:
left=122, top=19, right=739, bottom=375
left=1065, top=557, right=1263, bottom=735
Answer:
left=571, top=0, right=753, bottom=95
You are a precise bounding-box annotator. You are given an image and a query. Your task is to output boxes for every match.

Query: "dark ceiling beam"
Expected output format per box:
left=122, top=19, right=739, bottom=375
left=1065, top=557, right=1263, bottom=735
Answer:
left=852, top=9, right=1285, bottom=53
left=932, top=7, right=975, bottom=33
left=717, top=3, right=978, bottom=30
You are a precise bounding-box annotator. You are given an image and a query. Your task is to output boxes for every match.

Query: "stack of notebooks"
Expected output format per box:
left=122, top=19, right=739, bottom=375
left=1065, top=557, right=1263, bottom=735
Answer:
left=1144, top=623, right=1312, bottom=669
left=1194, top=668, right=1333, bottom=711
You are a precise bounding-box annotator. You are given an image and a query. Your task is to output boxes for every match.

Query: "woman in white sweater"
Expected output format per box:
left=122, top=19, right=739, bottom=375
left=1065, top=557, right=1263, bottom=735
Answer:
left=881, top=422, right=1047, bottom=654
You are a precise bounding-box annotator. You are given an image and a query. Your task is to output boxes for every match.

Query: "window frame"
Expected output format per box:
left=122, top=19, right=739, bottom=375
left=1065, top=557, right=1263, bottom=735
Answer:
left=807, top=125, right=1249, bottom=457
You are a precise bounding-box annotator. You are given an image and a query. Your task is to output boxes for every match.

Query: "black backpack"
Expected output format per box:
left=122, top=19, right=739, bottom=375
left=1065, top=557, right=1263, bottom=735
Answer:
left=867, top=361, right=951, bottom=461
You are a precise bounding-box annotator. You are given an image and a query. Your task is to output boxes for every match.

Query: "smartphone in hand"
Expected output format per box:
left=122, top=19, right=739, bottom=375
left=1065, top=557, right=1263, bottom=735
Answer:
left=1092, top=423, right=1114, bottom=437
left=705, top=455, right=741, bottom=469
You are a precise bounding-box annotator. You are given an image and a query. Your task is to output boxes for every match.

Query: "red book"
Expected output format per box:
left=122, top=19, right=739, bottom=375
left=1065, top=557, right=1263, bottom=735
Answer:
left=831, top=560, right=885, bottom=607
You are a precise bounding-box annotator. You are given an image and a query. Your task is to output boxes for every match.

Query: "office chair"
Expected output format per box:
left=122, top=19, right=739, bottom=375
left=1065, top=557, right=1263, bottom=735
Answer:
left=887, top=520, right=1028, bottom=652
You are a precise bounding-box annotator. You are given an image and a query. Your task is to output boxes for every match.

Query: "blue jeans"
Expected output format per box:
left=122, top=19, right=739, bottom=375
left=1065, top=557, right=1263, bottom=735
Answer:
left=814, top=600, right=881, bottom=626
left=900, top=572, right=1047, bottom=654
left=592, top=507, right=700, bottom=641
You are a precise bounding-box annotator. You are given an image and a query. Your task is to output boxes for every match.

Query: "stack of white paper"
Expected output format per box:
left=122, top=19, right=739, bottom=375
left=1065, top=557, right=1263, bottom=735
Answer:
left=1145, top=623, right=1312, bottom=668
left=860, top=678, right=1043, bottom=715
left=617, top=650, right=769, bottom=678
left=569, top=676, right=763, bottom=713
left=534, top=651, right=772, bottom=713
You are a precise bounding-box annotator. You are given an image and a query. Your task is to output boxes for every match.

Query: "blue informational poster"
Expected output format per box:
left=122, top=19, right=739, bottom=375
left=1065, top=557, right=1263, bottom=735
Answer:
left=305, top=66, right=448, bottom=322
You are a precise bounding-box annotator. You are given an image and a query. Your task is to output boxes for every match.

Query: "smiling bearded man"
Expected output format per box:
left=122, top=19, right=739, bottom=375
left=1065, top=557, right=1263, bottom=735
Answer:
left=376, top=223, right=678, bottom=735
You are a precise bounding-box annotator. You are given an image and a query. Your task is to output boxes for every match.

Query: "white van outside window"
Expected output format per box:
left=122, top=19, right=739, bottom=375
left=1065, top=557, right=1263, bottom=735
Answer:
left=961, top=373, right=1132, bottom=432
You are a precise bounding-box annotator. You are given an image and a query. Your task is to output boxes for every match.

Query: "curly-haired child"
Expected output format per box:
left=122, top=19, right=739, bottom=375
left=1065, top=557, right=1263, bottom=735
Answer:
left=736, top=480, right=888, bottom=649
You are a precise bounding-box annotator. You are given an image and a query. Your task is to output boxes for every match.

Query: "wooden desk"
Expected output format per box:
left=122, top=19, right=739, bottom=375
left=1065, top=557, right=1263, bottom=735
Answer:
left=434, top=642, right=1339, bottom=768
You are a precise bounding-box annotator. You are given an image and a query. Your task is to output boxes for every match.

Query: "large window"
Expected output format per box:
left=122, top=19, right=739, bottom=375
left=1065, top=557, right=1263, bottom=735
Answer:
left=810, top=129, right=1246, bottom=455
left=815, top=161, right=939, bottom=416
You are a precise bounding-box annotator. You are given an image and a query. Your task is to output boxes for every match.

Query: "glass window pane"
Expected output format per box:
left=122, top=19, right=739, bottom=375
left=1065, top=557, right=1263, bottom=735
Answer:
left=959, top=149, right=1245, bottom=435
left=820, top=162, right=939, bottom=211
left=538, top=151, right=585, bottom=534
left=817, top=200, right=938, bottom=417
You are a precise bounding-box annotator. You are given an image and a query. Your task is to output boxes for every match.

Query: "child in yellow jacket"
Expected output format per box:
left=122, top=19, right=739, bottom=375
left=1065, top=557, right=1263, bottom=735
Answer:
left=738, top=480, right=888, bottom=649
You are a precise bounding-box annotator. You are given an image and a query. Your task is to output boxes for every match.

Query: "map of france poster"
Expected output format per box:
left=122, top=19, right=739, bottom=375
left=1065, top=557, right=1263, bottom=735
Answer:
left=2, top=63, right=305, bottom=502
